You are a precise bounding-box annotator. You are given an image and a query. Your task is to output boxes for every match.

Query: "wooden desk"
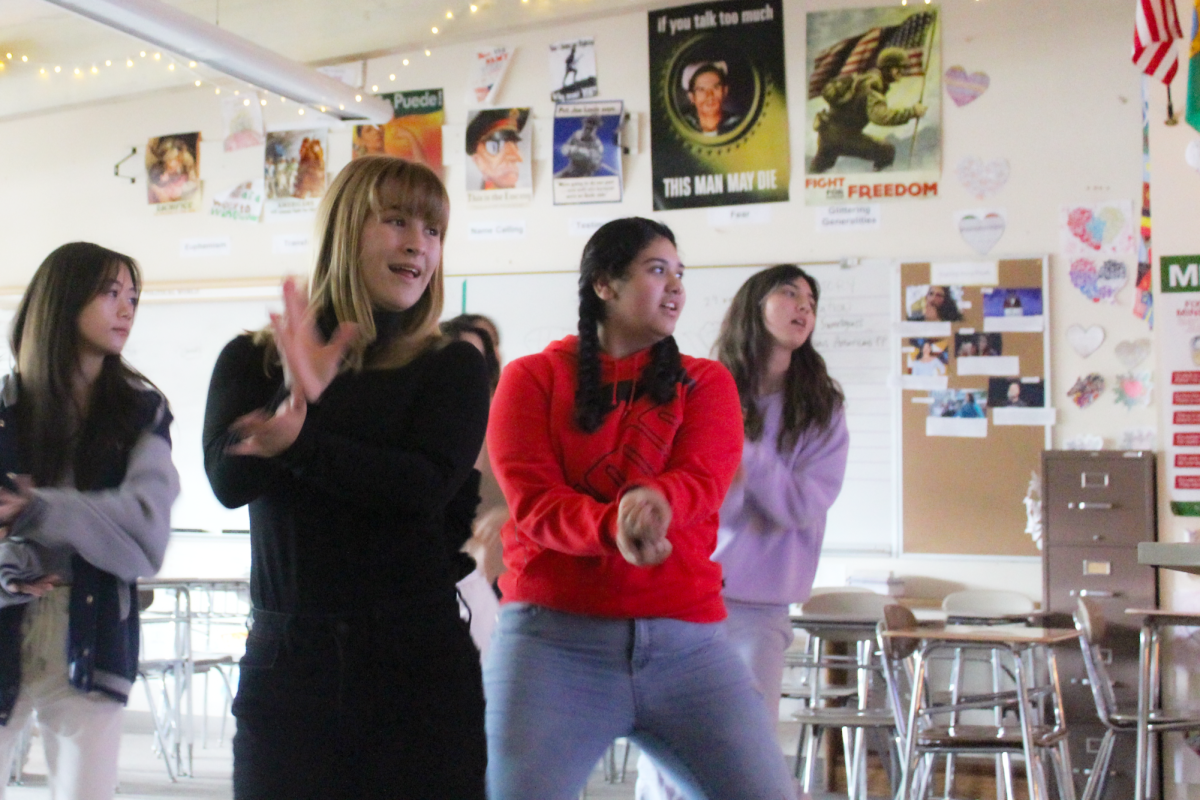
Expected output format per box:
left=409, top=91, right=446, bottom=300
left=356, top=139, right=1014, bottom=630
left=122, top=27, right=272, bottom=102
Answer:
left=881, top=625, right=1079, bottom=800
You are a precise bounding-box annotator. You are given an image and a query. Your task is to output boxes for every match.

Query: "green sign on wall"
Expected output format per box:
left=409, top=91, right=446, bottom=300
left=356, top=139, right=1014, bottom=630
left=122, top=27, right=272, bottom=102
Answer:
left=1162, top=254, right=1200, bottom=293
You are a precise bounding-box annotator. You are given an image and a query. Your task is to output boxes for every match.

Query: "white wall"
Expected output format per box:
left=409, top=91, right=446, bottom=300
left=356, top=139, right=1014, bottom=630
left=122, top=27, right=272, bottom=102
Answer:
left=0, top=0, right=1179, bottom=596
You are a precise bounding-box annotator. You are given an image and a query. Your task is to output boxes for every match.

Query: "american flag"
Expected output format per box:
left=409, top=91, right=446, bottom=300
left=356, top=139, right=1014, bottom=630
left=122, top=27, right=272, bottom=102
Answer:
left=808, top=11, right=937, bottom=100
left=1133, top=0, right=1183, bottom=84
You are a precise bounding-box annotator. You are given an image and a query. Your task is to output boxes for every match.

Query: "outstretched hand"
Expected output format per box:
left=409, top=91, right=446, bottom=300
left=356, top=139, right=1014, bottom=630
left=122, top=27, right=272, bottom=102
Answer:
left=227, top=387, right=307, bottom=458
left=616, top=487, right=673, bottom=568
left=273, top=277, right=359, bottom=403
left=4, top=574, right=60, bottom=598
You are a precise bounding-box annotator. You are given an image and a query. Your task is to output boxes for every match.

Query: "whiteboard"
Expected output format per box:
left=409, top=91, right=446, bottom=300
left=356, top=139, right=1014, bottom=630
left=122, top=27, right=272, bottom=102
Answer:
left=457, top=260, right=899, bottom=554
left=0, top=262, right=899, bottom=553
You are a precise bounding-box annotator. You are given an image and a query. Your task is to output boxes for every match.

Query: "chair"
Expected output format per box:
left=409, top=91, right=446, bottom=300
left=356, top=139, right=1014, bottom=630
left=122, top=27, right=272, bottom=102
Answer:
left=1073, top=598, right=1200, bottom=800
left=939, top=589, right=1037, bottom=799
left=791, top=590, right=893, bottom=799
left=137, top=583, right=240, bottom=780
left=880, top=604, right=1075, bottom=800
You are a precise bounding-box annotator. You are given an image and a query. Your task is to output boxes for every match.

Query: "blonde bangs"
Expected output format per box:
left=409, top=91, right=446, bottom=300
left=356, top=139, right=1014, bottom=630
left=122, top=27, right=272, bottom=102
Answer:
left=370, top=162, right=451, bottom=237
left=307, top=155, right=448, bottom=371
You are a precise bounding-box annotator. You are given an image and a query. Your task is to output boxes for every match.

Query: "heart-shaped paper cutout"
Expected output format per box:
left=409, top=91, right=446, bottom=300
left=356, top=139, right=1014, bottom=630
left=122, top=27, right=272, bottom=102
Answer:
left=1067, top=206, right=1129, bottom=251
left=1115, top=338, right=1151, bottom=369
left=956, top=157, right=1010, bottom=198
left=1070, top=258, right=1128, bottom=303
left=1114, top=371, right=1152, bottom=408
left=1065, top=434, right=1105, bottom=450
left=1067, top=374, right=1106, bottom=409
left=1067, top=324, right=1105, bottom=357
left=958, top=212, right=1005, bottom=255
left=945, top=66, right=990, bottom=107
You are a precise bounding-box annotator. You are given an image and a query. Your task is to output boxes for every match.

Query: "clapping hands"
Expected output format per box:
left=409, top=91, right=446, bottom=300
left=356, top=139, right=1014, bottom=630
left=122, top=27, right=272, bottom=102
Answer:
left=272, top=277, right=359, bottom=404
left=226, top=278, right=358, bottom=458
left=616, top=487, right=673, bottom=568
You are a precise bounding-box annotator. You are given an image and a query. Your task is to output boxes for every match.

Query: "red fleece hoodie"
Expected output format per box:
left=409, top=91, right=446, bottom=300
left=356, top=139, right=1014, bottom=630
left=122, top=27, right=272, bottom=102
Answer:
left=486, top=335, right=743, bottom=622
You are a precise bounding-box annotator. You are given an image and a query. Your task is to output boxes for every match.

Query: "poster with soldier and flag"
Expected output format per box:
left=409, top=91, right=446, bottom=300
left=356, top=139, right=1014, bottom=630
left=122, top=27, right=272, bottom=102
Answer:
left=648, top=0, right=790, bottom=211
left=805, top=5, right=941, bottom=205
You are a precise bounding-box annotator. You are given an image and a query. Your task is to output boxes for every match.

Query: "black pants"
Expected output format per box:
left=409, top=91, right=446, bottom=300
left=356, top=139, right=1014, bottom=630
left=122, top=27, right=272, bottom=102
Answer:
left=231, top=604, right=486, bottom=800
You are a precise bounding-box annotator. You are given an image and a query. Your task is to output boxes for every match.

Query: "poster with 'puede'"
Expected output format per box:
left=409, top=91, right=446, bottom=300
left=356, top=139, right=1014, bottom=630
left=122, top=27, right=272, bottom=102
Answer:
left=649, top=0, right=790, bottom=211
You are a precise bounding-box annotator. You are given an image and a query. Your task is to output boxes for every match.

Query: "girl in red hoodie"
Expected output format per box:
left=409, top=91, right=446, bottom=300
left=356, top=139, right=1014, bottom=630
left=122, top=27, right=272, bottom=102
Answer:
left=484, top=217, right=795, bottom=799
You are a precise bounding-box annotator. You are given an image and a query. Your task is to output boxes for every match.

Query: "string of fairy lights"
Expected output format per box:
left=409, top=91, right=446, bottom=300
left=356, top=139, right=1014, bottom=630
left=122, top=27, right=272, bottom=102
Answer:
left=0, top=46, right=430, bottom=117
left=0, top=0, right=521, bottom=117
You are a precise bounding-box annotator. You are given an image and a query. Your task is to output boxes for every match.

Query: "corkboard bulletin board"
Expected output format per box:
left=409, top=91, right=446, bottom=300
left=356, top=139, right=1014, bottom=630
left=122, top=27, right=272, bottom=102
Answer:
left=901, top=258, right=1051, bottom=556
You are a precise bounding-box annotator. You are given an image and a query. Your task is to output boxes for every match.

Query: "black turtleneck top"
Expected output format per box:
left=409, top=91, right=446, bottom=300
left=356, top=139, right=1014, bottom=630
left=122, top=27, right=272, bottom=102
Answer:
left=202, top=331, right=489, bottom=614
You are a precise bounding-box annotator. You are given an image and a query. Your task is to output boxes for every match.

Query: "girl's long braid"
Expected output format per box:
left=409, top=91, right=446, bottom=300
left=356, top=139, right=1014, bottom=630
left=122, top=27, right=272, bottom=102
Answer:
left=574, top=289, right=608, bottom=433
left=643, top=336, right=685, bottom=405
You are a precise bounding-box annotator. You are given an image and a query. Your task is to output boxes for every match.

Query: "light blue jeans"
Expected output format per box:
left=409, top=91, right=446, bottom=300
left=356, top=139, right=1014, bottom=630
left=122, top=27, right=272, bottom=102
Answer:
left=635, top=600, right=797, bottom=800
left=483, top=603, right=795, bottom=800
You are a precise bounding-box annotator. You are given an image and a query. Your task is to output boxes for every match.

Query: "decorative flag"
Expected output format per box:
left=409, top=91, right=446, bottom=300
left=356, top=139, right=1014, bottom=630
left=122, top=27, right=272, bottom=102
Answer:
left=1187, top=0, right=1200, bottom=131
left=808, top=10, right=935, bottom=99
left=1133, top=0, right=1183, bottom=84
left=1134, top=77, right=1154, bottom=326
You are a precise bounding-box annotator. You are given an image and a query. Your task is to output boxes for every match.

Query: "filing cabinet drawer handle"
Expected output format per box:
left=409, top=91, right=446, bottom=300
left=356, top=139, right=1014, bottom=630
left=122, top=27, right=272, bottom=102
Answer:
left=1070, top=589, right=1120, bottom=598
left=1068, top=502, right=1114, bottom=510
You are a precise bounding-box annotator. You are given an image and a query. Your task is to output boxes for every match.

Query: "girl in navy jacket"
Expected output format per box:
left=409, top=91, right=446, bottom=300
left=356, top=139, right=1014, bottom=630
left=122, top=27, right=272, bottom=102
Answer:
left=0, top=242, right=179, bottom=800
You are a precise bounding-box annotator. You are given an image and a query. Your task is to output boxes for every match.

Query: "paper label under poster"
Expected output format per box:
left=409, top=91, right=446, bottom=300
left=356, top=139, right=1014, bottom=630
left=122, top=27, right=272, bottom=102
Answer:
left=804, top=6, right=941, bottom=205
left=648, top=0, right=791, bottom=210
left=552, top=101, right=623, bottom=204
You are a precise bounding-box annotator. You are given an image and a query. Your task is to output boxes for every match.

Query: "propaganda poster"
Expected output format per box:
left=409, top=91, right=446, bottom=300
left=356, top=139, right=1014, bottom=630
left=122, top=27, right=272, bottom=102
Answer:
left=648, top=0, right=790, bottom=211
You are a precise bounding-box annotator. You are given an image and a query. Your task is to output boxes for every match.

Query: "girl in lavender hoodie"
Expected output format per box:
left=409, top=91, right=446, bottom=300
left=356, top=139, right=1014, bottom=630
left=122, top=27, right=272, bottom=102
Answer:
left=637, top=263, right=849, bottom=800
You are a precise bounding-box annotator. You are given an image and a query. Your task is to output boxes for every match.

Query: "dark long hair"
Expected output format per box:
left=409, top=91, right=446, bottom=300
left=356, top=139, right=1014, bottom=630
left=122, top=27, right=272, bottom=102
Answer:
left=440, top=315, right=500, bottom=393
left=715, top=264, right=844, bottom=451
left=574, top=217, right=685, bottom=433
left=10, top=242, right=153, bottom=488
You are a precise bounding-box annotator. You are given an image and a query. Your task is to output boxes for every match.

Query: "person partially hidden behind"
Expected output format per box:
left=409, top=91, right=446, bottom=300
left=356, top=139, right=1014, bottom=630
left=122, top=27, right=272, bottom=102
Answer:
left=466, top=108, right=528, bottom=190
left=810, top=46, right=927, bottom=174
left=682, top=62, right=741, bottom=136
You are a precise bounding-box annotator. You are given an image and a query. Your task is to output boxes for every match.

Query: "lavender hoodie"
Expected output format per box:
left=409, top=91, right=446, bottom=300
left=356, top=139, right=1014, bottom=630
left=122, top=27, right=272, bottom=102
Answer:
left=712, top=392, right=849, bottom=605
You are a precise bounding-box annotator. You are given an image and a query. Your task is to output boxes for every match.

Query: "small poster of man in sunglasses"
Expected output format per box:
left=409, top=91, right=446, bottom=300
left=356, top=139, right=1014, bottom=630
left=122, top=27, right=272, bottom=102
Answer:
left=465, top=107, right=533, bottom=206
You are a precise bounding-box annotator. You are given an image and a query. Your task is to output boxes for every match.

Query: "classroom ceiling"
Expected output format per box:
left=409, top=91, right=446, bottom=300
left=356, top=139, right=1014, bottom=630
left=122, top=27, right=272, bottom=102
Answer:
left=0, top=0, right=647, bottom=121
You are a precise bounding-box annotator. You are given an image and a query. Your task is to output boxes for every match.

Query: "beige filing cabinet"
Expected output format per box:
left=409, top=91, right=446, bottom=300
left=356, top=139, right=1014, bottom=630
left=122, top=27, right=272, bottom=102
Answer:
left=1042, top=450, right=1158, bottom=799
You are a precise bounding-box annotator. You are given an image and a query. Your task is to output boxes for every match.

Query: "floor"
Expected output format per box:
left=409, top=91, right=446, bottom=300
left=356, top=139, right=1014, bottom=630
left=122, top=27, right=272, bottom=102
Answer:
left=7, top=709, right=1036, bottom=799
left=7, top=715, right=821, bottom=800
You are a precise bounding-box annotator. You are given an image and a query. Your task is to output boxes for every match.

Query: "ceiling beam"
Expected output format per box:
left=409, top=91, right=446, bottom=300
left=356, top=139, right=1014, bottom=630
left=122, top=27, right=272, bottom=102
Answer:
left=41, top=0, right=393, bottom=123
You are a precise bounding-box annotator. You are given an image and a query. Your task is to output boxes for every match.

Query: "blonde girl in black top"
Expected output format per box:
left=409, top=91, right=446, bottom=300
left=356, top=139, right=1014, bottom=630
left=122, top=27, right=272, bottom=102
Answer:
left=203, top=156, right=490, bottom=799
